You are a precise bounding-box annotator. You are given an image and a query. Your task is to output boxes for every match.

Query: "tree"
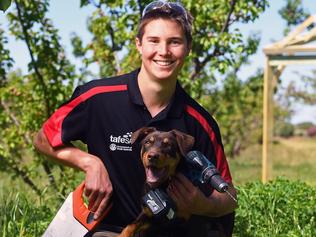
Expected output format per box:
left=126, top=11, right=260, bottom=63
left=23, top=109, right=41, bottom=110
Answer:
left=201, top=70, right=264, bottom=158
left=0, top=27, right=13, bottom=86
left=278, top=0, right=310, bottom=35
left=0, top=0, right=78, bottom=196
left=286, top=70, right=316, bottom=105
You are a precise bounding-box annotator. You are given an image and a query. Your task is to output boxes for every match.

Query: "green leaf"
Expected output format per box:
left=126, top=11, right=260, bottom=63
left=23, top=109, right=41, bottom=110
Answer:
left=0, top=0, right=11, bottom=12
left=80, top=0, right=90, bottom=7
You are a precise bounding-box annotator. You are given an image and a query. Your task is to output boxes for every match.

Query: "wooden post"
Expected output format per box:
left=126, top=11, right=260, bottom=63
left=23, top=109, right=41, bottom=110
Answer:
left=262, top=57, right=273, bottom=183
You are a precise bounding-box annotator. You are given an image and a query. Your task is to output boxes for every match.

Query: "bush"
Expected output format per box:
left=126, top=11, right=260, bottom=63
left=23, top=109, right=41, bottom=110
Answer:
left=307, top=126, right=316, bottom=137
left=235, top=177, right=316, bottom=236
left=275, top=123, right=295, bottom=138
left=296, top=122, right=314, bottom=130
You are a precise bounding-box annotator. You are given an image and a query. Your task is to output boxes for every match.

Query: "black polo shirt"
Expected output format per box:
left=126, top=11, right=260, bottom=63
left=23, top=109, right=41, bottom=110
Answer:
left=43, top=69, right=232, bottom=228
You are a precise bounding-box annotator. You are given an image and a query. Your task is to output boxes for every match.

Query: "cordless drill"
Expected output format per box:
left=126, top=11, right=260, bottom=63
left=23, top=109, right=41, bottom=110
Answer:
left=143, top=150, right=236, bottom=219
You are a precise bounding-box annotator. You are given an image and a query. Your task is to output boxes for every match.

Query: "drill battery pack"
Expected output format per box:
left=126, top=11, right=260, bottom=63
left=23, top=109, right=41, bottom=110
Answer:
left=142, top=189, right=176, bottom=220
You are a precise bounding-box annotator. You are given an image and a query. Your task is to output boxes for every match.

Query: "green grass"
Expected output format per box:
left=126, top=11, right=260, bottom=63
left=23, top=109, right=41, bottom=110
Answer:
left=229, top=136, right=316, bottom=186
left=0, top=191, right=53, bottom=237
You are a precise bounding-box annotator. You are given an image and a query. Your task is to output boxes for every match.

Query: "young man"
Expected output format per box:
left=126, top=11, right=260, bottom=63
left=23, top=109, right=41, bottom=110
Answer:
left=33, top=1, right=237, bottom=236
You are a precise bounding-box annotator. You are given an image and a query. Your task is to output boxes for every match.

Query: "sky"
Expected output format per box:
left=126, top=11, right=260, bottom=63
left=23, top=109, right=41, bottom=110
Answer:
left=1, top=0, right=316, bottom=124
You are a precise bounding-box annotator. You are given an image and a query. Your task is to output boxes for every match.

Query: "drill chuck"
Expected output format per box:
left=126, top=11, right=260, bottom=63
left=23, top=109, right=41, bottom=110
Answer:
left=185, top=151, right=229, bottom=193
left=203, top=168, right=228, bottom=192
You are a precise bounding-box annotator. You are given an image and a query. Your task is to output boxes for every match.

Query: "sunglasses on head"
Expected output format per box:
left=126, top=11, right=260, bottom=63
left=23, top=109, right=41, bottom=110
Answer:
left=142, top=1, right=188, bottom=22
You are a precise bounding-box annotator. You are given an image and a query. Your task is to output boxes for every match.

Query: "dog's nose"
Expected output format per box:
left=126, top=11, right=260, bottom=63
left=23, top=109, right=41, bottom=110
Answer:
left=148, top=153, right=159, bottom=162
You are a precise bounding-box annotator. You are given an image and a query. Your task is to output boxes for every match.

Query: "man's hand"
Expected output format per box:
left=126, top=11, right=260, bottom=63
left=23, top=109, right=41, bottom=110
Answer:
left=167, top=172, right=237, bottom=218
left=33, top=129, right=113, bottom=221
left=84, top=157, right=113, bottom=220
left=167, top=173, right=209, bottom=219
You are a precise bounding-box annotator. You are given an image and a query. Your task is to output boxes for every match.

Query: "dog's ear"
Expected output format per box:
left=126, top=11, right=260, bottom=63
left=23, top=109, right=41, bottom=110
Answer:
left=171, top=130, right=195, bottom=156
left=131, top=127, right=156, bottom=144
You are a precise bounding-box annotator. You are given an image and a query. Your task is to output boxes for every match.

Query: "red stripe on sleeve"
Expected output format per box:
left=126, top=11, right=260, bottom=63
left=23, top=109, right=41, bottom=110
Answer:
left=43, top=85, right=128, bottom=147
left=185, top=105, right=232, bottom=182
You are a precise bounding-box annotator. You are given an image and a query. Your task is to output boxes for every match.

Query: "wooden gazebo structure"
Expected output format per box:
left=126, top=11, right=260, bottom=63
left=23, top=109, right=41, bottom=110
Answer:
left=262, top=15, right=316, bottom=182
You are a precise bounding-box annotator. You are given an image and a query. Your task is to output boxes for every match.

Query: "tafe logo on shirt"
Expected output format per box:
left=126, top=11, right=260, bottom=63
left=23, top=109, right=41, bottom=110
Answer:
left=109, top=132, right=132, bottom=151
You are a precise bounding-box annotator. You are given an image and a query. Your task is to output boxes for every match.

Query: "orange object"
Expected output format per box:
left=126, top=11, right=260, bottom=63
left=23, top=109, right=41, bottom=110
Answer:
left=73, top=182, right=112, bottom=230
left=42, top=182, right=112, bottom=237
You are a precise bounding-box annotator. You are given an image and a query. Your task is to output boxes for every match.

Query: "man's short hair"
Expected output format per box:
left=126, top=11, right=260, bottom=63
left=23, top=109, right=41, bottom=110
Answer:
left=136, top=3, right=193, bottom=46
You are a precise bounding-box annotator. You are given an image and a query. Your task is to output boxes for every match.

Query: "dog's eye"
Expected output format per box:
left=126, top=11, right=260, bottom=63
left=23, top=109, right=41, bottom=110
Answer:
left=144, top=140, right=151, bottom=145
left=145, top=137, right=155, bottom=144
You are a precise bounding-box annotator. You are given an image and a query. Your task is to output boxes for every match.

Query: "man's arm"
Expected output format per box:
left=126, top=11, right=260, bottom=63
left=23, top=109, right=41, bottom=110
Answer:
left=167, top=173, right=237, bottom=218
left=33, top=128, right=113, bottom=220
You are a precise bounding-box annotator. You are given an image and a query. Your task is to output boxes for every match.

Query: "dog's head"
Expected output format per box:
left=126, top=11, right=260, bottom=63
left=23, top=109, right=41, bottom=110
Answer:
left=132, top=127, right=194, bottom=188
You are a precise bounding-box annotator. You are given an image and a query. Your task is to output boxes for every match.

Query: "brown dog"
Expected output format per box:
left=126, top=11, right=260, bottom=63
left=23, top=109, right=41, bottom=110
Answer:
left=118, top=127, right=195, bottom=237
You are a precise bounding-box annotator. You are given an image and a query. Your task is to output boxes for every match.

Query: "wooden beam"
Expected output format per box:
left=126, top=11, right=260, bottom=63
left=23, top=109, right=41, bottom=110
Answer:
left=287, top=28, right=316, bottom=46
left=275, top=15, right=316, bottom=48
left=264, top=45, right=316, bottom=55
left=268, top=55, right=316, bottom=66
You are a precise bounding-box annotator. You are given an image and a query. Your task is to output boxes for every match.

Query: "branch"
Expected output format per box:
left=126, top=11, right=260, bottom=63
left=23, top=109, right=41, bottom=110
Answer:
left=0, top=154, right=41, bottom=195
left=89, top=0, right=101, bottom=8
left=1, top=99, right=58, bottom=190
left=289, top=90, right=316, bottom=104
left=11, top=162, right=41, bottom=195
left=108, top=9, right=122, bottom=74
left=42, top=161, right=58, bottom=190
left=0, top=99, right=32, bottom=144
left=14, top=0, right=52, bottom=117
left=220, top=0, right=237, bottom=34
left=13, top=0, right=59, bottom=191
left=137, top=0, right=143, bottom=19
left=190, top=0, right=237, bottom=81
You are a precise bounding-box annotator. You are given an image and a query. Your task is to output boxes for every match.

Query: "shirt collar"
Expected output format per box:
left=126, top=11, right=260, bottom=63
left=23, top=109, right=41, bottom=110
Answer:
left=127, top=68, right=185, bottom=118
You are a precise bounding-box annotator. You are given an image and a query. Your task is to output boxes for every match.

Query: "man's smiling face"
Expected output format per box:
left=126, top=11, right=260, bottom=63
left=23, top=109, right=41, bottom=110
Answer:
left=136, top=18, right=190, bottom=83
